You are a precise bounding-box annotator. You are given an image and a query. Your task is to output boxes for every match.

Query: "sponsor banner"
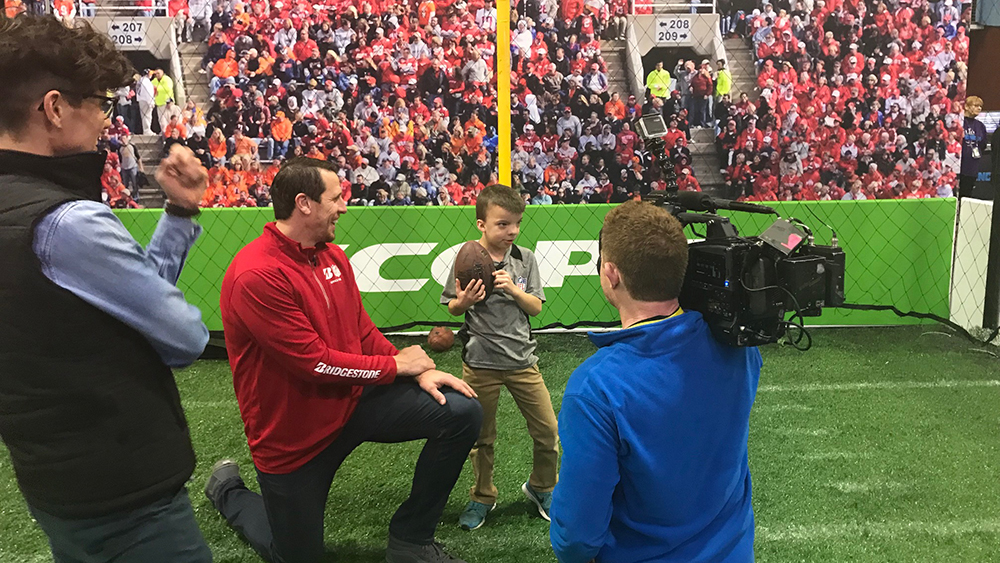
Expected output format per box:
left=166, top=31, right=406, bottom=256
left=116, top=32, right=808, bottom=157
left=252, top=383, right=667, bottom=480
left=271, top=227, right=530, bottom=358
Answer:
left=116, top=200, right=955, bottom=331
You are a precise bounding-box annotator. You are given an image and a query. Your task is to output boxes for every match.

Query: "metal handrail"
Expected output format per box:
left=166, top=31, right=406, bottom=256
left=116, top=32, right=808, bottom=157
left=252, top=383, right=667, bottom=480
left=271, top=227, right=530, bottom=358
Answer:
left=632, top=1, right=717, bottom=14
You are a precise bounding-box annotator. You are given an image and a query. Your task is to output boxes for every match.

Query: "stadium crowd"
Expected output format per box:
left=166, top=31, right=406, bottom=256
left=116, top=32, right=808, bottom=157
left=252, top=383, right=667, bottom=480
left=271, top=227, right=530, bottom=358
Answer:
left=163, top=0, right=501, bottom=207
left=93, top=0, right=970, bottom=207
left=716, top=0, right=969, bottom=200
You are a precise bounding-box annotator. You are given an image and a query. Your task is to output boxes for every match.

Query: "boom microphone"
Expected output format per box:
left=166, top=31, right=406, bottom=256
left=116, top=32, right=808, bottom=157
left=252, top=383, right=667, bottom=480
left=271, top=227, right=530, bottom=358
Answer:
left=670, top=191, right=777, bottom=215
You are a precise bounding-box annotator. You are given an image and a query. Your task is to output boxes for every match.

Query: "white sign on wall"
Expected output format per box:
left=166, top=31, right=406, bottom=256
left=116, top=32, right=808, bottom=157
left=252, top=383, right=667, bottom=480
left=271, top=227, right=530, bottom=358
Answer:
left=107, top=20, right=149, bottom=50
left=655, top=15, right=694, bottom=46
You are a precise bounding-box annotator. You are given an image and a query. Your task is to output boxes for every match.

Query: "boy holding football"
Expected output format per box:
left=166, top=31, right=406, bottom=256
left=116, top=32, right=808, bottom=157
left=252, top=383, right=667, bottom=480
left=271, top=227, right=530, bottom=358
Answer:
left=441, top=184, right=558, bottom=530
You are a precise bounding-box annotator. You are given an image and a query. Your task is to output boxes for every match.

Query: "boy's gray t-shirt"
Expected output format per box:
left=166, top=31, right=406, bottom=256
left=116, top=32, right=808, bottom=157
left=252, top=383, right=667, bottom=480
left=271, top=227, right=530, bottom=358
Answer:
left=440, top=244, right=546, bottom=370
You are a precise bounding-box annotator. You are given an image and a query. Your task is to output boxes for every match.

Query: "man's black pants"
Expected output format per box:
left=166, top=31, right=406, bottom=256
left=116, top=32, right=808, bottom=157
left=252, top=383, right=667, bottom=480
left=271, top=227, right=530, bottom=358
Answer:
left=211, top=380, right=482, bottom=563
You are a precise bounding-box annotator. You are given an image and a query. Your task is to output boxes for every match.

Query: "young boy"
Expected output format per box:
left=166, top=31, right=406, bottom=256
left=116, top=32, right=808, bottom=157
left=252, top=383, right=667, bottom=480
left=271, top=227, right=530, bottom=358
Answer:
left=441, top=185, right=559, bottom=530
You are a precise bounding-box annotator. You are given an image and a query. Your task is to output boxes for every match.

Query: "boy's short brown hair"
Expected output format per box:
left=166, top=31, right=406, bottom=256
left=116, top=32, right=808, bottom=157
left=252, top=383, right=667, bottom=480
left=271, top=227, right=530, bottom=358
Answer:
left=476, top=184, right=525, bottom=221
left=600, top=201, right=688, bottom=301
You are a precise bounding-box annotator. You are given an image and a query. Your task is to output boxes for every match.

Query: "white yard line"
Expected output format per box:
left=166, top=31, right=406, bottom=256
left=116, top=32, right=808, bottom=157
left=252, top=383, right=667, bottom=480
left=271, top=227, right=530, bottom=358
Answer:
left=758, top=380, right=1000, bottom=392
left=799, top=451, right=871, bottom=461
left=181, top=379, right=1000, bottom=409
left=828, top=480, right=905, bottom=493
left=773, top=428, right=831, bottom=437
left=755, top=404, right=814, bottom=412
left=758, top=519, right=1000, bottom=541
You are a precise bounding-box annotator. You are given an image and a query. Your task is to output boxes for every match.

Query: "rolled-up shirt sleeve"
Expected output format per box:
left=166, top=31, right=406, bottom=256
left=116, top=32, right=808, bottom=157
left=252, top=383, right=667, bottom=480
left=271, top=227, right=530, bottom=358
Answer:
left=33, top=201, right=209, bottom=367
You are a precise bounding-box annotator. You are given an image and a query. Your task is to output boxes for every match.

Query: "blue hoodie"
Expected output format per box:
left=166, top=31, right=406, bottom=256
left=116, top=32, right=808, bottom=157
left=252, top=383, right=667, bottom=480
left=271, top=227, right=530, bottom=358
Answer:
left=551, top=311, right=761, bottom=563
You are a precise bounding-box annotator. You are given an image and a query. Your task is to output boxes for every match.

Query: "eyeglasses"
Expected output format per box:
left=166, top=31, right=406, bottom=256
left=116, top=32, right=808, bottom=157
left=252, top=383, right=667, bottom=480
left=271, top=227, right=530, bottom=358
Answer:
left=37, top=92, right=117, bottom=118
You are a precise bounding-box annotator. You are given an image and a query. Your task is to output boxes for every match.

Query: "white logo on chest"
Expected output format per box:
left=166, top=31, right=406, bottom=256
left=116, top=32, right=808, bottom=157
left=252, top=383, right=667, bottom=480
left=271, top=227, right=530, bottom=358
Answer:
left=323, top=265, right=343, bottom=283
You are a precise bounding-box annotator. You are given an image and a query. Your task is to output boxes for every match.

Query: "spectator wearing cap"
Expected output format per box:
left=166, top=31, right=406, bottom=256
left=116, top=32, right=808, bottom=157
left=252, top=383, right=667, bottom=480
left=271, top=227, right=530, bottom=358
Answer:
left=583, top=63, right=609, bottom=97
left=556, top=107, right=582, bottom=139
left=677, top=167, right=701, bottom=191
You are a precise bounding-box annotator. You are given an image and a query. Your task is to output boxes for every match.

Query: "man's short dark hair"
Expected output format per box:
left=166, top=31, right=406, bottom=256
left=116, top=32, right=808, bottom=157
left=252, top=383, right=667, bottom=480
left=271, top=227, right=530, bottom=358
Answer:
left=476, top=184, right=525, bottom=221
left=601, top=201, right=688, bottom=301
left=0, top=15, right=133, bottom=134
left=270, top=158, right=337, bottom=220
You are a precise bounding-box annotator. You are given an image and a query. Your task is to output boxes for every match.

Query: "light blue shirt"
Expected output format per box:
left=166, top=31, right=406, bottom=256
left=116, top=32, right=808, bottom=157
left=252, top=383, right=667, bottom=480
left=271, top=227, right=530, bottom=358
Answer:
left=33, top=201, right=209, bottom=367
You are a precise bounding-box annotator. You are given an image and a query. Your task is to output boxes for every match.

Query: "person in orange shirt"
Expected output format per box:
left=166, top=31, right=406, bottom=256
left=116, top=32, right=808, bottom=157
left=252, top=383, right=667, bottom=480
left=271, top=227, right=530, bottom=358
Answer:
left=231, top=129, right=258, bottom=162
left=208, top=129, right=228, bottom=165
left=604, top=92, right=626, bottom=123
left=305, top=145, right=326, bottom=160
left=263, top=158, right=282, bottom=186
left=229, top=158, right=249, bottom=192
left=208, top=161, right=230, bottom=187
left=211, top=51, right=239, bottom=94
left=464, top=113, right=487, bottom=134
left=418, top=0, right=435, bottom=26
left=5, top=0, right=24, bottom=18
left=162, top=115, right=188, bottom=139
left=201, top=175, right=228, bottom=207
left=270, top=111, right=293, bottom=158
left=464, top=127, right=484, bottom=155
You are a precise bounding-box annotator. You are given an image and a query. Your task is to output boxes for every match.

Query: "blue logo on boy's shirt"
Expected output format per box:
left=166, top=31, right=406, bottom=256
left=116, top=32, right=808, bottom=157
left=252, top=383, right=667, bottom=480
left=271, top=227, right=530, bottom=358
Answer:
left=516, top=276, right=527, bottom=291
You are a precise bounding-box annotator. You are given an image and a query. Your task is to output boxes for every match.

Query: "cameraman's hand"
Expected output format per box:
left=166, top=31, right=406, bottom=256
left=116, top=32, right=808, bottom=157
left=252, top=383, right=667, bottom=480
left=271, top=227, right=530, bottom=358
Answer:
left=157, top=144, right=207, bottom=210
left=415, top=369, right=477, bottom=405
left=393, top=345, right=435, bottom=377
left=454, top=278, right=486, bottom=309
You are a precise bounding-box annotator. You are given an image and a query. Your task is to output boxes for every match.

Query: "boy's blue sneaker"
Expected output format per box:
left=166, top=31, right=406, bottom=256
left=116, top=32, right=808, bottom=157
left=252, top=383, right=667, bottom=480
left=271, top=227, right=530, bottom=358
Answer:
left=521, top=482, right=552, bottom=522
left=458, top=501, right=495, bottom=531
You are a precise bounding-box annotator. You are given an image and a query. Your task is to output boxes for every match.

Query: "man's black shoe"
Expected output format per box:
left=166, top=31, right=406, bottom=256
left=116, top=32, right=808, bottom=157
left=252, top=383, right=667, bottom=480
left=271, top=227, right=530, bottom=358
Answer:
left=204, top=459, right=240, bottom=507
left=385, top=535, right=466, bottom=563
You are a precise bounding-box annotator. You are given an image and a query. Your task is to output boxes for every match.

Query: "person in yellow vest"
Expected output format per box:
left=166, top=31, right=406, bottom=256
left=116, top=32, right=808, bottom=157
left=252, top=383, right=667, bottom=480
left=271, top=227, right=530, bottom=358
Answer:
left=151, top=68, right=174, bottom=134
left=713, top=59, right=732, bottom=129
left=715, top=59, right=732, bottom=100
left=645, top=61, right=671, bottom=99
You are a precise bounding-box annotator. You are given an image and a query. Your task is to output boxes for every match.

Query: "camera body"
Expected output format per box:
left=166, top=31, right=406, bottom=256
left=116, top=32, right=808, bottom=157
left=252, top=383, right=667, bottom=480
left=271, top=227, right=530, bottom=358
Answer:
left=635, top=114, right=845, bottom=347
left=680, top=231, right=845, bottom=347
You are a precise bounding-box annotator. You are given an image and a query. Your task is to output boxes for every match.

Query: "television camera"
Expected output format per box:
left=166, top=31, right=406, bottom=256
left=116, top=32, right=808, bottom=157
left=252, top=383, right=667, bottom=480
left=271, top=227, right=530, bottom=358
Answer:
left=633, top=114, right=846, bottom=348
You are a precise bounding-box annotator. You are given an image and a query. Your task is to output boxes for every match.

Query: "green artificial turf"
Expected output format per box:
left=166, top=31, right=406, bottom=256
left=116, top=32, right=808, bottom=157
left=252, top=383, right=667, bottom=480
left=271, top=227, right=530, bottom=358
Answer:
left=1, top=327, right=999, bottom=562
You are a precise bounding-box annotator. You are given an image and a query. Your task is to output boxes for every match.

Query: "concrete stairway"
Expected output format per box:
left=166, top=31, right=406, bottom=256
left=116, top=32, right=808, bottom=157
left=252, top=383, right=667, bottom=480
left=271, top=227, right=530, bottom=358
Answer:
left=132, top=134, right=166, bottom=208
left=723, top=37, right=759, bottom=100
left=178, top=41, right=211, bottom=108
left=689, top=127, right=726, bottom=196
left=131, top=41, right=209, bottom=208
left=601, top=39, right=633, bottom=100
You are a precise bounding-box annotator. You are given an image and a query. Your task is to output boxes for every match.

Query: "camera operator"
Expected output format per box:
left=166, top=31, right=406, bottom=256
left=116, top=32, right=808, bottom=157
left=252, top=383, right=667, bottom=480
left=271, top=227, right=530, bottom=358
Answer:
left=550, top=201, right=762, bottom=563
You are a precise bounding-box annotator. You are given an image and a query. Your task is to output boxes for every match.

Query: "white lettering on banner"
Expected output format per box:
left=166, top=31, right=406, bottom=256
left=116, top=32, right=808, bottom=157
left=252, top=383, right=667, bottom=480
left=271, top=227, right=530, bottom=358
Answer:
left=314, top=362, right=382, bottom=379
left=350, top=243, right=438, bottom=292
left=534, top=240, right=600, bottom=288
left=348, top=240, right=600, bottom=293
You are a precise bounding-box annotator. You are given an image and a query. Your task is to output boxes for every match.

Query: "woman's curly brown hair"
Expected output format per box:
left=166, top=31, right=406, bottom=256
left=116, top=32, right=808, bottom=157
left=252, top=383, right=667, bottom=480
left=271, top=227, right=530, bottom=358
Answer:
left=0, top=15, right=134, bottom=134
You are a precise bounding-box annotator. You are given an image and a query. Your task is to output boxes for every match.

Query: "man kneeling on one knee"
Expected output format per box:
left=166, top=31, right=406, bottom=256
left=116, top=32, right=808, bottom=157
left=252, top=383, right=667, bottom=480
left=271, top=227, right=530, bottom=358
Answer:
left=208, top=157, right=483, bottom=563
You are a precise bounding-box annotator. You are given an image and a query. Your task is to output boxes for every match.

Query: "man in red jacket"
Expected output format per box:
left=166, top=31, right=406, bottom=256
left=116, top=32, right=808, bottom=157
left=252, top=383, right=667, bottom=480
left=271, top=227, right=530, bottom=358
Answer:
left=206, top=158, right=482, bottom=563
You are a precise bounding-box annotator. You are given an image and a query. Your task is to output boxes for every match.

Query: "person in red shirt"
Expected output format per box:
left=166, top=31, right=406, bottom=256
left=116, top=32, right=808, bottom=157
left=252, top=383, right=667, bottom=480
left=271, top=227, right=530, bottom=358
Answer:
left=207, top=159, right=481, bottom=563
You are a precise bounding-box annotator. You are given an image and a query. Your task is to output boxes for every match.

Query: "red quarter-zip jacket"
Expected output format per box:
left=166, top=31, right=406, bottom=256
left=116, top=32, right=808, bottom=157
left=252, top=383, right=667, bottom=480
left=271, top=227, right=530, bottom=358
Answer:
left=220, top=223, right=398, bottom=474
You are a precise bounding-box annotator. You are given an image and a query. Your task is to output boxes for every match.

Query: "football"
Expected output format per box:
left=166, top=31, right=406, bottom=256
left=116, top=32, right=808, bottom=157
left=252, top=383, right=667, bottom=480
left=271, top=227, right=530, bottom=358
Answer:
left=454, top=240, right=496, bottom=297
left=427, top=326, right=455, bottom=352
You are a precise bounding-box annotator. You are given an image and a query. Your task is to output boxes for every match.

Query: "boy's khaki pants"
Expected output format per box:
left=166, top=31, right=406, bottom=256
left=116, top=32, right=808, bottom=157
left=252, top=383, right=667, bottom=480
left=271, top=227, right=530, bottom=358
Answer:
left=462, top=363, right=559, bottom=505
